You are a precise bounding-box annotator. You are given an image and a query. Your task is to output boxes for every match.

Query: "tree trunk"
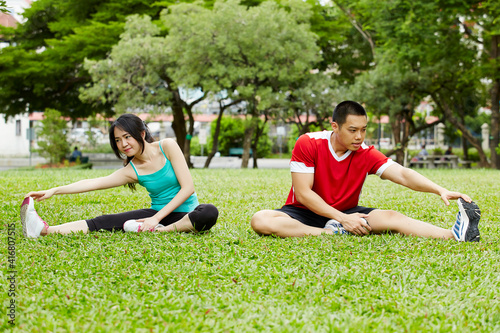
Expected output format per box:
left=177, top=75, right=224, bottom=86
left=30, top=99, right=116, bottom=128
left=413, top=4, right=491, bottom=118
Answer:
left=204, top=108, right=225, bottom=168
left=434, top=95, right=489, bottom=167
left=163, top=75, right=186, bottom=157
left=389, top=116, right=405, bottom=164
left=241, top=121, right=256, bottom=168
left=241, top=114, right=258, bottom=169
left=490, top=78, right=499, bottom=168
left=170, top=102, right=186, bottom=155
left=183, top=105, right=195, bottom=168
left=461, top=136, right=468, bottom=161
left=490, top=35, right=500, bottom=169
left=251, top=113, right=268, bottom=169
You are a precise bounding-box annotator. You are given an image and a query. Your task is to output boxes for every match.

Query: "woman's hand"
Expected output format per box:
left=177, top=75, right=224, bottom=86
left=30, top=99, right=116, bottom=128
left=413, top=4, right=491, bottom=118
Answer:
left=25, top=189, right=56, bottom=202
left=137, top=216, right=160, bottom=232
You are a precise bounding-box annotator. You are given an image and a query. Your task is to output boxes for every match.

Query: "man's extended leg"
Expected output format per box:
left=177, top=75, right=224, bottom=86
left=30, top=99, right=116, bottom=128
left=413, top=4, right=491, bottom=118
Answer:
left=366, top=209, right=454, bottom=239
left=251, top=210, right=333, bottom=237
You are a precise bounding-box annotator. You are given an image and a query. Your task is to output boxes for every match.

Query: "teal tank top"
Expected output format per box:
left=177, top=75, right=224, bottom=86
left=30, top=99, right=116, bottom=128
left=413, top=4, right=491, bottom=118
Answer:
left=129, top=142, right=199, bottom=212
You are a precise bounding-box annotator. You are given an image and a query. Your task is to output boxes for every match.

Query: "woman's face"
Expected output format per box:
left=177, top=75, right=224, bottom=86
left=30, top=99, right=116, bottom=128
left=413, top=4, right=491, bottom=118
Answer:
left=113, top=127, right=142, bottom=157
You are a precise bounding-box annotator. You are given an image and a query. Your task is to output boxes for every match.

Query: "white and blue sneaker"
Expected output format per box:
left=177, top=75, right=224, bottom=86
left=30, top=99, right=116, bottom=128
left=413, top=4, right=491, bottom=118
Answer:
left=324, top=219, right=351, bottom=235
left=452, top=198, right=481, bottom=242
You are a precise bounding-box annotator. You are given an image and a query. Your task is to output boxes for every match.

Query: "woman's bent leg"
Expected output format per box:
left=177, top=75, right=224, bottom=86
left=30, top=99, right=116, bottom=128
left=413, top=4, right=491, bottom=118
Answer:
left=87, top=209, right=157, bottom=232
left=155, top=204, right=219, bottom=233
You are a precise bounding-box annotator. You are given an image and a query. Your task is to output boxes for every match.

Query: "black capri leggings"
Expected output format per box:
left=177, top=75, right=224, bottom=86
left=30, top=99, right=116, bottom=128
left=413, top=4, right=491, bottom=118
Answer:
left=86, top=204, right=218, bottom=232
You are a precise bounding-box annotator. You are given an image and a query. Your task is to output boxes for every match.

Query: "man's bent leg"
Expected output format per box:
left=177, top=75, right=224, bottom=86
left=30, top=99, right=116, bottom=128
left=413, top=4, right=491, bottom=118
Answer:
left=251, top=210, right=333, bottom=238
left=366, top=209, right=454, bottom=240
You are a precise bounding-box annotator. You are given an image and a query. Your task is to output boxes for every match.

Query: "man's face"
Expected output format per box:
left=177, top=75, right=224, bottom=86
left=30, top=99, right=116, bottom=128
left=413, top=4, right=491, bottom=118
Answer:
left=331, top=115, right=367, bottom=151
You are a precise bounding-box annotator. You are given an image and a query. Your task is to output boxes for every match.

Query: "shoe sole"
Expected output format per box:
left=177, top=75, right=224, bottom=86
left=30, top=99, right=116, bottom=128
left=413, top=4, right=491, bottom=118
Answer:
left=458, top=199, right=481, bottom=242
left=20, top=197, right=31, bottom=238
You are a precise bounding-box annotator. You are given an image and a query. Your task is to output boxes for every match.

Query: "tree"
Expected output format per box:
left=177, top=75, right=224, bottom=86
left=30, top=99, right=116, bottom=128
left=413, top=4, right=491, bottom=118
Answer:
left=0, top=0, right=161, bottom=119
left=36, top=109, right=70, bottom=165
left=163, top=0, right=320, bottom=168
left=208, top=116, right=272, bottom=158
left=475, top=0, right=500, bottom=168
left=0, top=1, right=8, bottom=13
left=336, top=0, right=492, bottom=167
left=284, top=72, right=337, bottom=136
left=79, top=15, right=204, bottom=166
left=348, top=60, right=444, bottom=164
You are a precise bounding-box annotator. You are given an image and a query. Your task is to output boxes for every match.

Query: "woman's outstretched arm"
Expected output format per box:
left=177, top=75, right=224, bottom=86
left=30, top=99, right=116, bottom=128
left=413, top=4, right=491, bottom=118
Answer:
left=26, top=166, right=137, bottom=202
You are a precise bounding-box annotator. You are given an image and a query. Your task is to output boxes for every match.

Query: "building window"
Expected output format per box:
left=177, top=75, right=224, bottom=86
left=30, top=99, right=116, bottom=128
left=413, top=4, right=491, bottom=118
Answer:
left=16, top=120, right=21, bottom=136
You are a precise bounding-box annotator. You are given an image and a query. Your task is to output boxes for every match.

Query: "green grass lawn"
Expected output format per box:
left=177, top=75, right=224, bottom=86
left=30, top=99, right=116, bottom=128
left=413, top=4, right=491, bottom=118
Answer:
left=1, top=168, right=499, bottom=332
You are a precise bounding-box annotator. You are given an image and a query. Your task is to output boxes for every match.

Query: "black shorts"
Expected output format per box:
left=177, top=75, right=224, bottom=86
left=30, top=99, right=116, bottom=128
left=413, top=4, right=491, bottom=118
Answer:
left=275, top=205, right=376, bottom=229
left=86, top=209, right=187, bottom=232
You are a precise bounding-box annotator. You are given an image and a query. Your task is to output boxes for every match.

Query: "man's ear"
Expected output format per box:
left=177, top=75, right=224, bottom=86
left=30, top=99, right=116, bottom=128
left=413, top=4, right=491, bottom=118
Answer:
left=331, top=121, right=339, bottom=133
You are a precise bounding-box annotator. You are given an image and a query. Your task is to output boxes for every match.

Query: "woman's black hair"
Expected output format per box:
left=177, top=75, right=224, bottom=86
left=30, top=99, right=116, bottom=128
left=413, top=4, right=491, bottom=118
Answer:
left=109, top=113, right=154, bottom=191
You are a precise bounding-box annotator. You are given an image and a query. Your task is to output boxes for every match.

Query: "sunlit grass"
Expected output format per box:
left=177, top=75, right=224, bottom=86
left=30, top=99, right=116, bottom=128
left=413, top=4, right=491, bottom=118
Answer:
left=1, top=168, right=499, bottom=332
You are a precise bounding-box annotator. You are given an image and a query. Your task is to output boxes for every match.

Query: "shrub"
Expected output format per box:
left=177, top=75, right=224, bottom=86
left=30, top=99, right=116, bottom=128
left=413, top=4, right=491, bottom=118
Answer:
left=36, top=109, right=70, bottom=165
left=207, top=116, right=272, bottom=158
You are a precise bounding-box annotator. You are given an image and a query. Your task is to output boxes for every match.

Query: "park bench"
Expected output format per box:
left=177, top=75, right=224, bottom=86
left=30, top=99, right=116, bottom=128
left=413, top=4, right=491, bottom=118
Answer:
left=458, top=159, right=473, bottom=169
left=409, top=155, right=460, bottom=169
left=228, top=148, right=253, bottom=157
left=68, top=156, right=89, bottom=163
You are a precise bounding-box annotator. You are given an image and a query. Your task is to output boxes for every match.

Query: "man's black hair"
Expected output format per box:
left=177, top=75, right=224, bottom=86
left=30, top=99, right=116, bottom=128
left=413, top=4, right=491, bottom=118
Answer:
left=332, top=101, right=367, bottom=127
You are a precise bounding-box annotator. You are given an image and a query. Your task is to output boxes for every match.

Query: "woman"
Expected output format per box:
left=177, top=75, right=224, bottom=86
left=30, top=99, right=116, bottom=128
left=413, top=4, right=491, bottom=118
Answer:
left=21, top=114, right=218, bottom=238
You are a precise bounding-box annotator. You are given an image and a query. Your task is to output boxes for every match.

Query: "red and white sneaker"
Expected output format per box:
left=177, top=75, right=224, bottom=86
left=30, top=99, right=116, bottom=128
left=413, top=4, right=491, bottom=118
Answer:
left=20, top=197, right=48, bottom=238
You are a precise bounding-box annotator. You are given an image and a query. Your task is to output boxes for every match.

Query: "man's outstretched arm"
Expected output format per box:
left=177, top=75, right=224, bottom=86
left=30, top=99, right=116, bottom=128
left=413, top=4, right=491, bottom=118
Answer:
left=380, top=163, right=472, bottom=206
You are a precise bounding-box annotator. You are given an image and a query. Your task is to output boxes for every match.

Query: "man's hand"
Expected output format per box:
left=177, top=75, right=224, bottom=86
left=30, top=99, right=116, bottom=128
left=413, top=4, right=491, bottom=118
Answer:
left=339, top=213, right=372, bottom=236
left=440, top=191, right=472, bottom=206
left=137, top=216, right=160, bottom=232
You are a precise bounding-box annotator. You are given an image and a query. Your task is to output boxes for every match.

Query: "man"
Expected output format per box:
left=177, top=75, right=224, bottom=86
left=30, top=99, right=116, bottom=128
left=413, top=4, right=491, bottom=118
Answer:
left=251, top=101, right=480, bottom=241
left=70, top=147, right=82, bottom=162
left=417, top=144, right=429, bottom=160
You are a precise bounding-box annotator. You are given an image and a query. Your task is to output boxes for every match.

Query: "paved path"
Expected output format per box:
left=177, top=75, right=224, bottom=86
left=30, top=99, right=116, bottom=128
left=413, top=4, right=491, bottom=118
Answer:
left=0, top=156, right=290, bottom=170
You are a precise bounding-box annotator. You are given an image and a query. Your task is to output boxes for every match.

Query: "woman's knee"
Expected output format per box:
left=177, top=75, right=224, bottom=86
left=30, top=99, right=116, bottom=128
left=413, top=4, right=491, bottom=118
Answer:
left=188, top=204, right=219, bottom=232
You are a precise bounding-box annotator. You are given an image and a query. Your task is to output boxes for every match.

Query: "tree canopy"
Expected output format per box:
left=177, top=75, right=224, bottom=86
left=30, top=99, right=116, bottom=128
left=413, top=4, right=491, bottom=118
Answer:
left=1, top=0, right=499, bottom=168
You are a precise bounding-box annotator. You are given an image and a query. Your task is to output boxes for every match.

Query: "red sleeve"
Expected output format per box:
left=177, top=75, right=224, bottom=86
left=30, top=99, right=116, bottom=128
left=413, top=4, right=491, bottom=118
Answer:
left=366, top=146, right=391, bottom=175
left=291, top=134, right=316, bottom=168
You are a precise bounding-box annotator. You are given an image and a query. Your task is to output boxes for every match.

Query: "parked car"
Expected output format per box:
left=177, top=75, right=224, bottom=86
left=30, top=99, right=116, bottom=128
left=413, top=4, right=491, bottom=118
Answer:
left=69, top=128, right=105, bottom=144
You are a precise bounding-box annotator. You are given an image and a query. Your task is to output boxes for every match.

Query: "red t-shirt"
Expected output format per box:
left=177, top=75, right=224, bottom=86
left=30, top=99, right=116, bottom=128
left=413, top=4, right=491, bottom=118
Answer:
left=285, top=131, right=395, bottom=211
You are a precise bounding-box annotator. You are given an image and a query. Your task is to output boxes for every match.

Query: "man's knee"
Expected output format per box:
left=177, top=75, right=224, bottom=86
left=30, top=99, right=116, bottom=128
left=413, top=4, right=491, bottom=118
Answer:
left=251, top=210, right=275, bottom=235
left=368, top=209, right=404, bottom=232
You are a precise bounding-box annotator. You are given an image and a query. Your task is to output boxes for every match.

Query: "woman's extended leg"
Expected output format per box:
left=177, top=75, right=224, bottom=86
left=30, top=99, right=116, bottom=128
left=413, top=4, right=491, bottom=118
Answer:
left=21, top=197, right=88, bottom=238
left=43, top=221, right=89, bottom=236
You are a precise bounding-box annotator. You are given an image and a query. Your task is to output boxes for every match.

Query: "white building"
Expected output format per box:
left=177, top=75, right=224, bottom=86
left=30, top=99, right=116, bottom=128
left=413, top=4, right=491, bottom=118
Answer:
left=0, top=114, right=31, bottom=156
left=0, top=1, right=35, bottom=157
